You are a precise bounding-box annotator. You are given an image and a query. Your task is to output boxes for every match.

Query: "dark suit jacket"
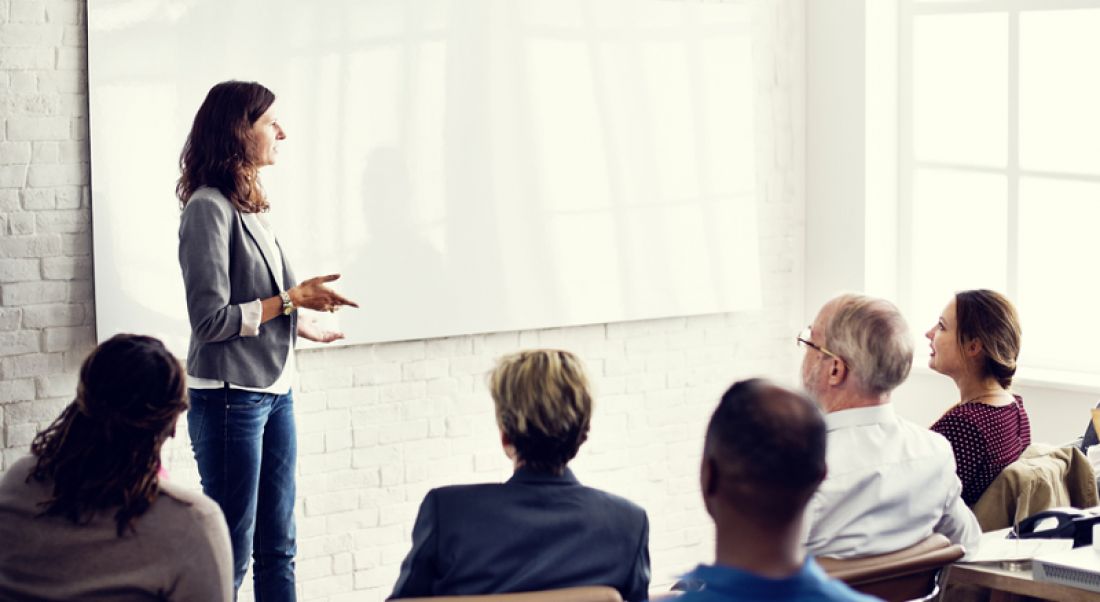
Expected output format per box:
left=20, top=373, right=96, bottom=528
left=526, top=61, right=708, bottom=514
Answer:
left=389, top=467, right=650, bottom=601
left=178, top=187, right=297, bottom=388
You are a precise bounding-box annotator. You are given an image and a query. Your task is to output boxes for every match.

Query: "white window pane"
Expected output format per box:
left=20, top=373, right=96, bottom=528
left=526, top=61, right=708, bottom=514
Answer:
left=1018, top=177, right=1100, bottom=373
left=913, top=14, right=1007, bottom=167
left=910, top=169, right=1007, bottom=333
left=1020, top=10, right=1100, bottom=175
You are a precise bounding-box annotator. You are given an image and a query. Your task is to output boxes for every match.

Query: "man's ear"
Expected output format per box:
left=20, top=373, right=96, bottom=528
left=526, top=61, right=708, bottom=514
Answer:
left=701, top=456, right=721, bottom=519
left=500, top=431, right=516, bottom=459
left=828, top=358, right=848, bottom=385
left=701, top=456, right=718, bottom=497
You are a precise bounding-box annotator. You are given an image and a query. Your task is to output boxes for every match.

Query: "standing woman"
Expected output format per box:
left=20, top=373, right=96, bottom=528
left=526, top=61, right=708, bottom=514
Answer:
left=926, top=289, right=1030, bottom=506
left=177, top=80, right=357, bottom=600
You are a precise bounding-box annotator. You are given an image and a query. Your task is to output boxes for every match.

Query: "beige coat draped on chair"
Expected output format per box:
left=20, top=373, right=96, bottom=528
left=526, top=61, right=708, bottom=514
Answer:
left=971, top=443, right=1098, bottom=532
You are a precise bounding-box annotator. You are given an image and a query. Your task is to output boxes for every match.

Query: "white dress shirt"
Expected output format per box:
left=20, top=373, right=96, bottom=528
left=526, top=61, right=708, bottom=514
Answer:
left=803, top=403, right=981, bottom=559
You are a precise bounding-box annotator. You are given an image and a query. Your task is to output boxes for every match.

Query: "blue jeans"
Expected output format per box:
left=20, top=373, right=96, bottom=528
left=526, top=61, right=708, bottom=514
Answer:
left=189, top=387, right=298, bottom=602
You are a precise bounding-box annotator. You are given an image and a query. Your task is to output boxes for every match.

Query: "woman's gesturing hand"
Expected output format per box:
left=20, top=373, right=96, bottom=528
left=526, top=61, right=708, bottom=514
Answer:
left=289, top=274, right=359, bottom=313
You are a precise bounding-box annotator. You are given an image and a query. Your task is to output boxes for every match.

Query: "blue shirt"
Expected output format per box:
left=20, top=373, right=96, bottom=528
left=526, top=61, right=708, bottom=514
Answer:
left=669, top=558, right=878, bottom=601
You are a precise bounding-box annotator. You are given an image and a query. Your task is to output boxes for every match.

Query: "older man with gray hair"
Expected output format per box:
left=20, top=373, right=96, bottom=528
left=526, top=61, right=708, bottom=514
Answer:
left=798, top=293, right=980, bottom=558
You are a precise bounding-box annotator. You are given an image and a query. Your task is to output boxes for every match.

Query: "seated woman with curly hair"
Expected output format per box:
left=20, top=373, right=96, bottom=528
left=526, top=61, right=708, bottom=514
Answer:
left=0, top=334, right=232, bottom=601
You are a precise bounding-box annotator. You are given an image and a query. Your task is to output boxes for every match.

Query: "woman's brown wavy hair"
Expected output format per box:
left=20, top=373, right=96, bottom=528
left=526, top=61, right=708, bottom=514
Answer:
left=28, top=334, right=189, bottom=536
left=176, top=80, right=275, bottom=212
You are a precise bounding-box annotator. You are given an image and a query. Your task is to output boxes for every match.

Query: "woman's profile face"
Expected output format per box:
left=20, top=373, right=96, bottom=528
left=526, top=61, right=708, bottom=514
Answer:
left=925, top=297, right=965, bottom=377
left=247, top=102, right=286, bottom=168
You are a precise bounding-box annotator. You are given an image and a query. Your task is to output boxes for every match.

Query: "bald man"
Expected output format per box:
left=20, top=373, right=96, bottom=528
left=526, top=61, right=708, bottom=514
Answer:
left=674, top=379, right=875, bottom=601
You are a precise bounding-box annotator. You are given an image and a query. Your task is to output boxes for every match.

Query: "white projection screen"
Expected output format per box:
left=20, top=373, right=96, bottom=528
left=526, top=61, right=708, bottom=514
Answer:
left=88, top=0, right=760, bottom=353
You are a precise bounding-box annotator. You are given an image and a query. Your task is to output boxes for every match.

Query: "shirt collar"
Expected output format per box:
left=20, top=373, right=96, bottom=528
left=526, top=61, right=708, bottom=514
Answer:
left=506, top=466, right=580, bottom=486
left=824, top=403, right=897, bottom=432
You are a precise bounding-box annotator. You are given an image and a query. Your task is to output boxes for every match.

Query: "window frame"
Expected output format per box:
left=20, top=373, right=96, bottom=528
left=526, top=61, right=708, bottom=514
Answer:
left=898, top=0, right=1100, bottom=387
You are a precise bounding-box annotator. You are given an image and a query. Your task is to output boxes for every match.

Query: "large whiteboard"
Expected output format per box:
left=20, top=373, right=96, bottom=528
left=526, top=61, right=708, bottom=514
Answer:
left=88, top=0, right=760, bottom=352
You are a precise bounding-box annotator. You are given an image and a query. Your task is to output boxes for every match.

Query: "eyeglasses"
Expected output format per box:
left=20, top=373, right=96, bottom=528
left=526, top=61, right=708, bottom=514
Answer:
left=796, top=326, right=844, bottom=363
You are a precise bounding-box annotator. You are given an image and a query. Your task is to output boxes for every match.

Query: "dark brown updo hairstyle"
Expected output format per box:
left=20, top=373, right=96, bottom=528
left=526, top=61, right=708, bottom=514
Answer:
left=29, top=334, right=189, bottom=536
left=955, top=289, right=1021, bottom=389
left=176, top=80, right=275, bottom=213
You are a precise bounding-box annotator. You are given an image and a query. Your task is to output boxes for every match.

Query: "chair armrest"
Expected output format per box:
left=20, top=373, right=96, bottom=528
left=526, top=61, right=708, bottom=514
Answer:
left=818, top=534, right=964, bottom=584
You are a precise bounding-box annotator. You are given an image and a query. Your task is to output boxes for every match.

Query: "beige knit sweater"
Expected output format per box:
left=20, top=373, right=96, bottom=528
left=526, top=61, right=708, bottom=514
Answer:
left=0, top=455, right=232, bottom=601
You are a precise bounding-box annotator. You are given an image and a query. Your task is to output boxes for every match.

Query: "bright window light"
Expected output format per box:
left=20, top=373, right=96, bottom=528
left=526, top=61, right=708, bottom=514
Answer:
left=1019, top=9, right=1100, bottom=175
left=910, top=168, right=1007, bottom=325
left=902, top=1, right=1100, bottom=380
left=1018, top=177, right=1100, bottom=373
left=913, top=13, right=1007, bottom=167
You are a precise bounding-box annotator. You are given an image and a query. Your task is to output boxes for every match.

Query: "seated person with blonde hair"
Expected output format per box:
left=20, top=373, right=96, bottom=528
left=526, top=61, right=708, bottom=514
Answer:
left=389, top=349, right=650, bottom=601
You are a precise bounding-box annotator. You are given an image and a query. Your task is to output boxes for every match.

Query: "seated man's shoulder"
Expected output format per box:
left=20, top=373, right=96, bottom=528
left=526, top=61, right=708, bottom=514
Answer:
left=828, top=414, right=947, bottom=458
left=676, top=562, right=877, bottom=602
left=430, top=481, right=646, bottom=531
left=580, top=485, right=647, bottom=517
left=429, top=481, right=505, bottom=498
left=897, top=415, right=956, bottom=453
left=423, top=476, right=645, bottom=515
left=572, top=485, right=649, bottom=538
left=422, top=482, right=516, bottom=514
left=822, top=416, right=955, bottom=486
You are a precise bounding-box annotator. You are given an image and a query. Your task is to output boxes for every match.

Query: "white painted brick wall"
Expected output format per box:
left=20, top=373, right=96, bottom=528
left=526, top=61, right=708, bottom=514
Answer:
left=0, top=0, right=805, bottom=600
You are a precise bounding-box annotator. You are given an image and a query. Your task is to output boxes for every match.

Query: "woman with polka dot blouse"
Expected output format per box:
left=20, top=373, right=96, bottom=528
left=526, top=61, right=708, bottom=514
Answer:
left=926, top=289, right=1030, bottom=506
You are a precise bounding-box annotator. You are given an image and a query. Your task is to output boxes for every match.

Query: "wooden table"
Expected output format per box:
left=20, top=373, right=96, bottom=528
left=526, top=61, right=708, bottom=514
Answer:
left=946, top=563, right=1100, bottom=601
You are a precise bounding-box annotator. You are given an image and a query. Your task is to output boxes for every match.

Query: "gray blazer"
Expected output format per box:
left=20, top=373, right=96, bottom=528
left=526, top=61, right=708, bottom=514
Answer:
left=178, top=186, right=297, bottom=388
